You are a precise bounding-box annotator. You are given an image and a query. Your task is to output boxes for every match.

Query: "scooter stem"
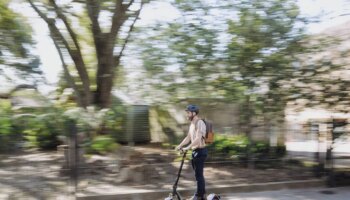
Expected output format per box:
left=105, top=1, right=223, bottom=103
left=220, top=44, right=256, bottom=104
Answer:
left=173, top=150, right=187, bottom=194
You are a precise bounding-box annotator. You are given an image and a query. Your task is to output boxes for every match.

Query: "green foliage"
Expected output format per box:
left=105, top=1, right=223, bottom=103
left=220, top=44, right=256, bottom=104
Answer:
left=0, top=101, right=62, bottom=152
left=17, top=116, right=39, bottom=148
left=104, top=103, right=126, bottom=135
left=86, top=135, right=119, bottom=154
left=0, top=100, right=16, bottom=152
left=36, top=114, right=63, bottom=149
left=136, top=0, right=309, bottom=115
left=0, top=95, right=126, bottom=152
left=62, top=106, right=112, bottom=139
left=209, top=134, right=249, bottom=155
left=0, top=0, right=41, bottom=77
left=13, top=112, right=63, bottom=150
left=208, top=134, right=286, bottom=159
left=0, top=1, right=31, bottom=56
left=134, top=1, right=223, bottom=100
left=225, top=0, right=307, bottom=121
left=0, top=100, right=12, bottom=136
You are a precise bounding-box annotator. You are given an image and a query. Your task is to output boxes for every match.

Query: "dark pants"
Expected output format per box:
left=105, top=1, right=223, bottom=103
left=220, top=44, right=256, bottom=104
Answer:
left=191, top=148, right=208, bottom=197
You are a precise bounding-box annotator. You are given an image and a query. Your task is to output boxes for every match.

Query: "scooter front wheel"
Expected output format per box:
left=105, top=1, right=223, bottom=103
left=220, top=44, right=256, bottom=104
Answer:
left=175, top=193, right=181, bottom=200
left=164, top=193, right=181, bottom=200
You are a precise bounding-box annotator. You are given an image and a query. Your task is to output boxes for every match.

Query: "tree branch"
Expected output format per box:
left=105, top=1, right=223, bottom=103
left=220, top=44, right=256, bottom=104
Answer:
left=115, top=1, right=143, bottom=62
left=27, top=0, right=50, bottom=22
left=0, top=84, right=36, bottom=99
left=124, top=0, right=135, bottom=10
left=27, top=0, right=74, bottom=64
left=109, top=0, right=128, bottom=45
left=28, top=0, right=91, bottom=106
left=49, top=0, right=81, bottom=52
left=86, top=0, right=103, bottom=57
left=86, top=0, right=102, bottom=34
left=51, top=33, right=84, bottom=107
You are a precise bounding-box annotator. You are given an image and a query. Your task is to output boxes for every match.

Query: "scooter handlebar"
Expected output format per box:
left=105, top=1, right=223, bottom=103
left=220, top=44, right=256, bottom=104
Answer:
left=177, top=148, right=188, bottom=155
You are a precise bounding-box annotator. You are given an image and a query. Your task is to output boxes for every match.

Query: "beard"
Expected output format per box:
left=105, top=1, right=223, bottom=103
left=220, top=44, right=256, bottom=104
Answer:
left=187, top=114, right=195, bottom=121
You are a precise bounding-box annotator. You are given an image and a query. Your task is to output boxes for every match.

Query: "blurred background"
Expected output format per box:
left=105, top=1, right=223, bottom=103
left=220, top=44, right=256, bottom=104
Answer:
left=1, top=0, right=350, bottom=199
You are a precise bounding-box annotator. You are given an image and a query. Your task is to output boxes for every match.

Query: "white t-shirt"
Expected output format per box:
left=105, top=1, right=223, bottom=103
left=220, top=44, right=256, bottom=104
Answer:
left=188, top=119, right=206, bottom=149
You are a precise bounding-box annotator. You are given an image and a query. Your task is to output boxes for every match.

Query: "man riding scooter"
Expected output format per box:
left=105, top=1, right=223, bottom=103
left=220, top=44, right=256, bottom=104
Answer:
left=176, top=105, right=208, bottom=200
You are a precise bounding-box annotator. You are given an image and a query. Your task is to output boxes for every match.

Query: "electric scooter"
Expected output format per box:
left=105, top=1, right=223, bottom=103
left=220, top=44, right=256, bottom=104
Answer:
left=165, top=149, right=187, bottom=200
left=164, top=150, right=221, bottom=200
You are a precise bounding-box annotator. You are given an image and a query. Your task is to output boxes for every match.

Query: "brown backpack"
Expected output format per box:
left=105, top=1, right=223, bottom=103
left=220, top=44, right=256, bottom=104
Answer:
left=195, top=119, right=214, bottom=144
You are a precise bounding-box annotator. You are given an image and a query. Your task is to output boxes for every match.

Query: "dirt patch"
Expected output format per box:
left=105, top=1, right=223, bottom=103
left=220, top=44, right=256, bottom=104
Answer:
left=0, top=149, right=72, bottom=200
left=0, top=145, right=317, bottom=198
left=78, top=144, right=317, bottom=195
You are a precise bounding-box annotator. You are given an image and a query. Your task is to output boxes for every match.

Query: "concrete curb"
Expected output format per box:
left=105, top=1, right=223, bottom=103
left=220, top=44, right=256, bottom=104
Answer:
left=76, top=179, right=325, bottom=200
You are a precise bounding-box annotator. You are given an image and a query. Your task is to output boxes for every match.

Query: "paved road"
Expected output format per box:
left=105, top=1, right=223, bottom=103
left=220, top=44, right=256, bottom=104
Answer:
left=221, top=186, right=350, bottom=200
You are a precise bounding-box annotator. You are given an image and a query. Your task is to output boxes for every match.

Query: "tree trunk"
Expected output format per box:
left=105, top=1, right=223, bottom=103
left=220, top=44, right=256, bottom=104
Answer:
left=94, top=45, right=118, bottom=108
left=243, top=95, right=255, bottom=169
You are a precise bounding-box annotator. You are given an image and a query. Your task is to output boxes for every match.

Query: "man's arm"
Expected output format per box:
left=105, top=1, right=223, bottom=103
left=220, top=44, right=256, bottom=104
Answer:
left=176, top=133, right=190, bottom=150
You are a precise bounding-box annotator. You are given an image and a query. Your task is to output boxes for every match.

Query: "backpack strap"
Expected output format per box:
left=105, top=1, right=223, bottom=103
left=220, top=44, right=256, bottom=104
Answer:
left=194, top=119, right=206, bottom=140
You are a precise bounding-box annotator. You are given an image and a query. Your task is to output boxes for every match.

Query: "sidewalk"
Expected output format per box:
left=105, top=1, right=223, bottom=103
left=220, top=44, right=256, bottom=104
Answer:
left=222, top=186, right=350, bottom=200
left=76, top=179, right=324, bottom=200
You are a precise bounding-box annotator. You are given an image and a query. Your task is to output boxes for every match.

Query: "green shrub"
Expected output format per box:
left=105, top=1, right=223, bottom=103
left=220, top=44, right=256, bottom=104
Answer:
left=13, top=113, right=63, bottom=150
left=0, top=100, right=16, bottom=152
left=38, top=113, right=64, bottom=149
left=87, top=135, right=119, bottom=154
left=0, top=100, right=13, bottom=136
left=210, top=134, right=249, bottom=154
left=104, top=105, right=126, bottom=140
left=208, top=134, right=285, bottom=160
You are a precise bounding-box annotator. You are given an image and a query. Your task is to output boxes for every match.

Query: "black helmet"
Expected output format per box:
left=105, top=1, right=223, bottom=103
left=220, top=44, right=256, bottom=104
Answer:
left=185, top=104, right=199, bottom=113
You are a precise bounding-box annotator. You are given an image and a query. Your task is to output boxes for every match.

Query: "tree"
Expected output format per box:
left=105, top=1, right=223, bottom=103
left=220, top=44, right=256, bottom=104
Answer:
left=27, top=0, right=146, bottom=108
left=135, top=0, right=345, bottom=120
left=138, top=0, right=307, bottom=111
left=0, top=0, right=41, bottom=82
left=223, top=0, right=301, bottom=131
left=134, top=0, right=231, bottom=101
left=134, top=0, right=308, bottom=168
left=285, top=29, right=350, bottom=114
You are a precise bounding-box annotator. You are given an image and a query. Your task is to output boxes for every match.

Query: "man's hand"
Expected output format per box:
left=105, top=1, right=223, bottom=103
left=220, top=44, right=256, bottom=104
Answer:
left=182, top=146, right=190, bottom=151
left=175, top=145, right=182, bottom=151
